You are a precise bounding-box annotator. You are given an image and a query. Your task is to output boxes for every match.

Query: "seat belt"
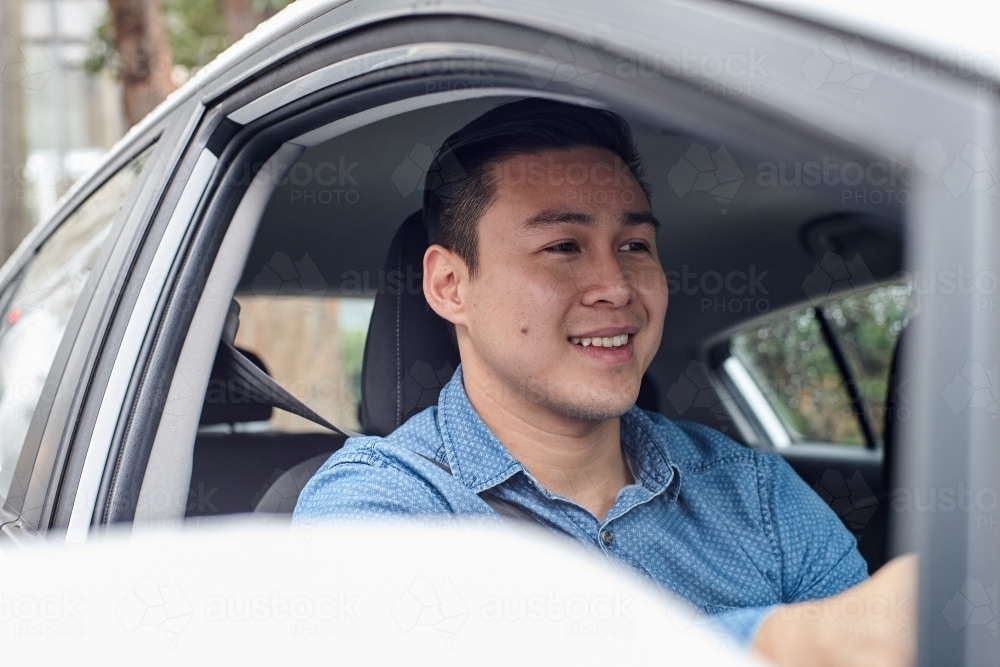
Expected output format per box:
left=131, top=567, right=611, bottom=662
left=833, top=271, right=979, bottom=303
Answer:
left=413, top=452, right=566, bottom=532
left=215, top=318, right=552, bottom=532
left=219, top=341, right=549, bottom=529
left=214, top=341, right=359, bottom=439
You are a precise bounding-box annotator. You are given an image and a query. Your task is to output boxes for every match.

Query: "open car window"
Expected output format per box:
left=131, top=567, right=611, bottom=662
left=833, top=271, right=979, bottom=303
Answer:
left=729, top=280, right=912, bottom=448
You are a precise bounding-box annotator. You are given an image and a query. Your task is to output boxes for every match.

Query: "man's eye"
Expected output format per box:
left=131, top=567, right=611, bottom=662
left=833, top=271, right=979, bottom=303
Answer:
left=546, top=241, right=580, bottom=253
left=620, top=241, right=650, bottom=252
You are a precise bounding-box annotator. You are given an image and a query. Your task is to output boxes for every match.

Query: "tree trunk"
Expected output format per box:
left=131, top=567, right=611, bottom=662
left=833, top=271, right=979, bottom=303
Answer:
left=0, top=0, right=31, bottom=261
left=107, top=0, right=175, bottom=127
left=219, top=0, right=268, bottom=44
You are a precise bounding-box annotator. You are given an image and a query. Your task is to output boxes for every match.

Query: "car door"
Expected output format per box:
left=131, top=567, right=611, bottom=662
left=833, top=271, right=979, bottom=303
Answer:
left=20, top=2, right=996, bottom=665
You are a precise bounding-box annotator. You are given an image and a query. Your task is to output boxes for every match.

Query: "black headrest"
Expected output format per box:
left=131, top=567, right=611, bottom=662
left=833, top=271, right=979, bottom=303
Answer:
left=200, top=347, right=274, bottom=425
left=360, top=212, right=458, bottom=436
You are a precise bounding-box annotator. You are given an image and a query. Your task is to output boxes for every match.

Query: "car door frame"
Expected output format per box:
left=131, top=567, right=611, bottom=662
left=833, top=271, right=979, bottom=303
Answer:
left=0, top=96, right=212, bottom=538
left=13, top=1, right=998, bottom=664
left=0, top=115, right=177, bottom=533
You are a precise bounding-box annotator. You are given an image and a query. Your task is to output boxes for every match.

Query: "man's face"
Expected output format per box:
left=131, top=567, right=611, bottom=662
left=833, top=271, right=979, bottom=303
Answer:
left=455, top=146, right=668, bottom=421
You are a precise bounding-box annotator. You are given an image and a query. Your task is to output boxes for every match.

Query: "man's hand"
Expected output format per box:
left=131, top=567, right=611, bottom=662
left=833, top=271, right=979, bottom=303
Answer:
left=752, top=554, right=917, bottom=667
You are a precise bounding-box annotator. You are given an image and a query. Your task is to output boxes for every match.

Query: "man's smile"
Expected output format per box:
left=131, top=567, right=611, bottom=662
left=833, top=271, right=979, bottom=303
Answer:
left=570, top=334, right=630, bottom=347
left=568, top=329, right=635, bottom=363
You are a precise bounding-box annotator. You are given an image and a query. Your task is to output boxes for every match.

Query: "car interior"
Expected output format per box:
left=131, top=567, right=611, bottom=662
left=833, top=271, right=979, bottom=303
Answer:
left=170, top=93, right=908, bottom=573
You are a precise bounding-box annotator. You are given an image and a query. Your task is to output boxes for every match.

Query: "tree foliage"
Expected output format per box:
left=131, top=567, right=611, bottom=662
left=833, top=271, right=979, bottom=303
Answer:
left=86, top=0, right=294, bottom=78
left=731, top=283, right=911, bottom=446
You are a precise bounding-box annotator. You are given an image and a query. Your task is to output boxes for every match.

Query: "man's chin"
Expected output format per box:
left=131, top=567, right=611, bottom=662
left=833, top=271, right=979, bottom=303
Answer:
left=532, top=372, right=641, bottom=422
left=544, top=393, right=637, bottom=422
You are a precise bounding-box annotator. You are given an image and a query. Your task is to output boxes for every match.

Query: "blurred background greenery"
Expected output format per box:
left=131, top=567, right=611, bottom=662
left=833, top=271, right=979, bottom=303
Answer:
left=731, top=283, right=912, bottom=446
left=86, top=0, right=295, bottom=83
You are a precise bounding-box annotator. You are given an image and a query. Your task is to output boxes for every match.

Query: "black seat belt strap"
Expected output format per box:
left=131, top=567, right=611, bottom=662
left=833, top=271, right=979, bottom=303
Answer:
left=414, top=452, right=559, bottom=529
left=216, top=341, right=359, bottom=439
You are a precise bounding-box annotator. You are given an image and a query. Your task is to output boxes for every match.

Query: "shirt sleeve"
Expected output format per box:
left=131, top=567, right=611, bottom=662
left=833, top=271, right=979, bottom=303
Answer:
left=758, top=451, right=870, bottom=602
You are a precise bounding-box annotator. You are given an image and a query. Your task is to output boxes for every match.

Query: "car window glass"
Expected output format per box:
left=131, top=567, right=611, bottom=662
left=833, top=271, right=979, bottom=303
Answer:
left=0, top=145, right=154, bottom=501
left=729, top=282, right=912, bottom=447
left=820, top=283, right=912, bottom=444
left=231, top=295, right=373, bottom=432
left=731, top=307, right=865, bottom=445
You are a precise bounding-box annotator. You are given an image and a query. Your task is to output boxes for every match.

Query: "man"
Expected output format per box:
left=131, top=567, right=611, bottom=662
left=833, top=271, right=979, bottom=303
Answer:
left=294, top=99, right=915, bottom=666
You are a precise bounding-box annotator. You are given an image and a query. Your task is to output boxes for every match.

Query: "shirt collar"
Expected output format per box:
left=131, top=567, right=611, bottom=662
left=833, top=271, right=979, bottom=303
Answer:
left=436, top=365, right=680, bottom=499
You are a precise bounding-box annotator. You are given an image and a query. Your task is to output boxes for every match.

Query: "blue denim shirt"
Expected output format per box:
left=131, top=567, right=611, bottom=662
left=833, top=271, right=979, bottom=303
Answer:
left=294, top=365, right=868, bottom=646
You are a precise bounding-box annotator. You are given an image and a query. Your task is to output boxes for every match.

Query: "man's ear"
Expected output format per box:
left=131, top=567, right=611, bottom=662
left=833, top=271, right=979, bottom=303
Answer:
left=423, top=244, right=470, bottom=327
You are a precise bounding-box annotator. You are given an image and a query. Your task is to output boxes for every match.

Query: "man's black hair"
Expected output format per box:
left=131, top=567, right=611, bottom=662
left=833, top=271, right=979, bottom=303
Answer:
left=422, top=98, right=651, bottom=276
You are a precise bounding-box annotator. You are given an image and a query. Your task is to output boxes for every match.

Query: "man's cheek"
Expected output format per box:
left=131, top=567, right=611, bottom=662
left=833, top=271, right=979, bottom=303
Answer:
left=639, top=265, right=667, bottom=292
left=637, top=269, right=668, bottom=311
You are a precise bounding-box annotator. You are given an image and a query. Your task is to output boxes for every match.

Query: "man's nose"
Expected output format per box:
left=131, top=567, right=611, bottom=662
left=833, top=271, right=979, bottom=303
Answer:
left=579, top=249, right=633, bottom=307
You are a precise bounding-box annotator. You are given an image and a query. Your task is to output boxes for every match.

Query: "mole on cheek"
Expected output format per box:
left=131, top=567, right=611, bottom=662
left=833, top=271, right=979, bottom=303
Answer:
left=520, top=326, right=529, bottom=335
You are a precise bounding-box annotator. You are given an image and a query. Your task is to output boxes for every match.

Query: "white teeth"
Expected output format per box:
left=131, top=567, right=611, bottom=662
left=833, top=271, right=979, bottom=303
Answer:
left=573, top=334, right=630, bottom=347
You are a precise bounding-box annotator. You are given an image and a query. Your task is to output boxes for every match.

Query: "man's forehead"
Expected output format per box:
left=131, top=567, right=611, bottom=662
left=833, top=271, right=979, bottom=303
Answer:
left=520, top=208, right=660, bottom=230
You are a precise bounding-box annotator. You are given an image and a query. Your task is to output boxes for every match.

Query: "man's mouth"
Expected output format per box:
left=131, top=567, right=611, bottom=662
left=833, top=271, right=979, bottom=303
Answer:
left=570, top=334, right=630, bottom=348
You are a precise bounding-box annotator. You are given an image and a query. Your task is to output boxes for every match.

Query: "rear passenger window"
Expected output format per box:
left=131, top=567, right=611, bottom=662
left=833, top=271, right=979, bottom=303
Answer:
left=232, top=292, right=373, bottom=432
left=729, top=282, right=911, bottom=447
left=0, top=145, right=154, bottom=501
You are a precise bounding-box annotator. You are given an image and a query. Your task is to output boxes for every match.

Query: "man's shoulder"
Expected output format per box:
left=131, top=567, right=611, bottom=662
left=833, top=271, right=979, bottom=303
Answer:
left=631, top=408, right=764, bottom=473
left=294, top=407, right=492, bottom=522
left=319, top=406, right=446, bottom=474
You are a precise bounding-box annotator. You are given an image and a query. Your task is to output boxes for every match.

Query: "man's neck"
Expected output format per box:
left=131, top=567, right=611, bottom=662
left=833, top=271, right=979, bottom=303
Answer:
left=461, top=366, right=633, bottom=523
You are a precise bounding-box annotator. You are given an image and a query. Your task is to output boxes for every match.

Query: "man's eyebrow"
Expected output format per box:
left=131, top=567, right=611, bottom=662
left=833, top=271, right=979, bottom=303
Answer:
left=624, top=211, right=661, bottom=229
left=522, top=209, right=594, bottom=228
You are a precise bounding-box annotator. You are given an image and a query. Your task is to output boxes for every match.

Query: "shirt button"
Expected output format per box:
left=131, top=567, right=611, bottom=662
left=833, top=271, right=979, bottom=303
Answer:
left=599, top=529, right=613, bottom=547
